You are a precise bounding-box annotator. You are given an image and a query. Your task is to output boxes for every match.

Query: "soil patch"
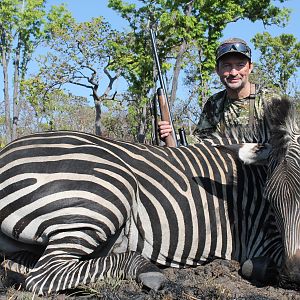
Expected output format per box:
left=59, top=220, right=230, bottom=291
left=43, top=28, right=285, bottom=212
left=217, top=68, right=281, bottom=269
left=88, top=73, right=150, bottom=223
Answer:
left=1, top=259, right=300, bottom=299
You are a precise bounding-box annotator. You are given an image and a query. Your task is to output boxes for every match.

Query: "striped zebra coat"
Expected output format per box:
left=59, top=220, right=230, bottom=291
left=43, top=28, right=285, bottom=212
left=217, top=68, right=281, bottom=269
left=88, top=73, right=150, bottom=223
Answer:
left=0, top=127, right=283, bottom=294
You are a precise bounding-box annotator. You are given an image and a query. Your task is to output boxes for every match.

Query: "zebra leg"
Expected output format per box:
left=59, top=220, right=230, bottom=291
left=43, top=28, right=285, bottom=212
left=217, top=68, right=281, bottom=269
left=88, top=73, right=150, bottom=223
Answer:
left=1, top=251, right=39, bottom=275
left=25, top=235, right=165, bottom=295
left=0, top=251, right=39, bottom=288
left=241, top=257, right=278, bottom=284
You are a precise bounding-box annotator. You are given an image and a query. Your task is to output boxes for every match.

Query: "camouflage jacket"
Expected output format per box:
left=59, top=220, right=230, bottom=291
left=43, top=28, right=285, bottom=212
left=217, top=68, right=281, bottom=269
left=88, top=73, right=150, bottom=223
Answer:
left=194, top=85, right=276, bottom=138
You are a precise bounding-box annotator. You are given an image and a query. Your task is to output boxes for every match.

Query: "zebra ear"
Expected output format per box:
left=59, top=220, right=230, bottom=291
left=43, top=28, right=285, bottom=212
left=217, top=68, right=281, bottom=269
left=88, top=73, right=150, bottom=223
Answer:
left=215, top=143, right=271, bottom=165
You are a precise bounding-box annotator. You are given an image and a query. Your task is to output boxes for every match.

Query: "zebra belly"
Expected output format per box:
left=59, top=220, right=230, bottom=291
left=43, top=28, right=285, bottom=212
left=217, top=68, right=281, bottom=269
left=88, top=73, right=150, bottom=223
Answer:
left=0, top=231, right=43, bottom=255
left=127, top=194, right=234, bottom=267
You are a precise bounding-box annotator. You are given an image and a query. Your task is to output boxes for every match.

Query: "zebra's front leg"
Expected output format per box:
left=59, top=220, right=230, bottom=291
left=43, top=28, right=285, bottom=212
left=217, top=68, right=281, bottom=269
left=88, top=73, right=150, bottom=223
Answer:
left=25, top=233, right=166, bottom=295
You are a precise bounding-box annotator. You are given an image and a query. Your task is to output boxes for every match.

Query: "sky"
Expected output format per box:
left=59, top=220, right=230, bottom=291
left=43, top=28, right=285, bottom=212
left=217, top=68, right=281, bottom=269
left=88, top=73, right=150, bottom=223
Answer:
left=43, top=0, right=300, bottom=99
left=45, top=0, right=300, bottom=62
left=1, top=0, right=300, bottom=103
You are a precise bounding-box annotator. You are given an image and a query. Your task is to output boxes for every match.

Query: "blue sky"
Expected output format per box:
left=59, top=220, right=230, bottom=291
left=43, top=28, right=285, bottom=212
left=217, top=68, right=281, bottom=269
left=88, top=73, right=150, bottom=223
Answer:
left=43, top=0, right=300, bottom=98
left=1, top=0, right=299, bottom=103
left=46, top=0, right=300, bottom=63
left=48, top=0, right=300, bottom=58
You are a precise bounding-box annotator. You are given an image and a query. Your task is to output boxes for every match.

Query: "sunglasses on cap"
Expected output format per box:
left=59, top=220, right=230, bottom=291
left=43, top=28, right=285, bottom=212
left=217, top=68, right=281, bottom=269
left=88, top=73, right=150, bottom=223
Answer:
left=216, top=43, right=251, bottom=61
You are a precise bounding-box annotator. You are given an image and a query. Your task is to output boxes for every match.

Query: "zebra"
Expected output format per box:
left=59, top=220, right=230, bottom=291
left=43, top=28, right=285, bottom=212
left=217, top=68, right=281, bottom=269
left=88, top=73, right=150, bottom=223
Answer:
left=0, top=97, right=298, bottom=294
left=261, top=97, right=300, bottom=289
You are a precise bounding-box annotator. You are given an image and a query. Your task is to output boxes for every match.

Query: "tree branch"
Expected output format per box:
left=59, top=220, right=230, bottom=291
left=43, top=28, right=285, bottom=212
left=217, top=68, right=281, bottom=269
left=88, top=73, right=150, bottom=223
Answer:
left=69, top=80, right=93, bottom=89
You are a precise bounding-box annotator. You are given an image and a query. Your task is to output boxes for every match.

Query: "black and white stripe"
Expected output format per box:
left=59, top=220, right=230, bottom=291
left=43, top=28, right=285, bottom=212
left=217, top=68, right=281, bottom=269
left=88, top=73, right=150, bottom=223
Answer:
left=262, top=97, right=300, bottom=288
left=0, top=129, right=283, bottom=294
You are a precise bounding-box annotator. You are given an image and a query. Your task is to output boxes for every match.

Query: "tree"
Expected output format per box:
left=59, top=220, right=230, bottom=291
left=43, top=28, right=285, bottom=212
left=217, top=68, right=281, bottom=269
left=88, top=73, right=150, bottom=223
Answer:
left=113, top=31, right=155, bottom=142
left=9, top=1, right=293, bottom=144
left=109, top=0, right=289, bottom=141
left=29, top=17, right=123, bottom=136
left=21, top=76, right=94, bottom=134
left=0, top=0, right=72, bottom=142
left=251, top=32, right=300, bottom=95
left=101, top=98, right=133, bottom=141
left=108, top=0, right=291, bottom=135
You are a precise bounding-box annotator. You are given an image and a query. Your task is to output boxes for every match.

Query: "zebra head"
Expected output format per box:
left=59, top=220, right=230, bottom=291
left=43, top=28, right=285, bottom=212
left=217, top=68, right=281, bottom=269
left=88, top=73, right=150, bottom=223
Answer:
left=262, top=97, right=300, bottom=289
left=215, top=96, right=300, bottom=288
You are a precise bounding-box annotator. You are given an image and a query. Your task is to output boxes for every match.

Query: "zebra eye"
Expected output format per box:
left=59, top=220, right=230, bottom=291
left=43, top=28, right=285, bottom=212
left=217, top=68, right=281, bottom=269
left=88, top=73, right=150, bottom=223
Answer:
left=297, top=135, right=300, bottom=144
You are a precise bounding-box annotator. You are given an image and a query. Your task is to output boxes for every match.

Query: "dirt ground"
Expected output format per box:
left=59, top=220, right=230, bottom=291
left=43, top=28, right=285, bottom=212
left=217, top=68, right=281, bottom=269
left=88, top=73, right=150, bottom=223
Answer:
left=1, top=259, right=300, bottom=300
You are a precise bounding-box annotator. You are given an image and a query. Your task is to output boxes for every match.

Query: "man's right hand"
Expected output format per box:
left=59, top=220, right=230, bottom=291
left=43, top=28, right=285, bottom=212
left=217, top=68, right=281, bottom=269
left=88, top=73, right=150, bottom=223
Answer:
left=158, top=120, right=173, bottom=140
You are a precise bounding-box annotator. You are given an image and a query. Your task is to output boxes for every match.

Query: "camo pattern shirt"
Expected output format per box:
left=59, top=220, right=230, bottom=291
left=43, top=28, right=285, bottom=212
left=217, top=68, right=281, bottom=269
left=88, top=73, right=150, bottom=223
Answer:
left=194, top=86, right=276, bottom=138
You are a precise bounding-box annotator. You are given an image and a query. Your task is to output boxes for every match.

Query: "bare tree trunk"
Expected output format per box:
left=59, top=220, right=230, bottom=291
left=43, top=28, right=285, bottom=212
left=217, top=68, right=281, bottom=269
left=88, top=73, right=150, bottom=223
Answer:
left=137, top=101, right=147, bottom=143
left=2, top=50, right=11, bottom=143
left=12, top=35, right=21, bottom=140
left=169, top=1, right=194, bottom=105
left=170, top=40, right=187, bottom=104
left=94, top=98, right=102, bottom=136
left=90, top=79, right=102, bottom=136
left=88, top=67, right=121, bottom=136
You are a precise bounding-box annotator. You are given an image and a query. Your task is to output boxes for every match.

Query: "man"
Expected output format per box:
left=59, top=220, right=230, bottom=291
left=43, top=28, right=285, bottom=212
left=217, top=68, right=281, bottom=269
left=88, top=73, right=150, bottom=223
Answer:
left=159, top=38, right=273, bottom=141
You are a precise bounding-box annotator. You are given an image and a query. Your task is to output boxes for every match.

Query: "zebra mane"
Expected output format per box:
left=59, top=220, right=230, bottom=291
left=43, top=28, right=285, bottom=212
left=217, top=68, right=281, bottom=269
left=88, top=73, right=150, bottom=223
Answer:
left=265, top=96, right=299, bottom=158
left=266, top=96, right=296, bottom=128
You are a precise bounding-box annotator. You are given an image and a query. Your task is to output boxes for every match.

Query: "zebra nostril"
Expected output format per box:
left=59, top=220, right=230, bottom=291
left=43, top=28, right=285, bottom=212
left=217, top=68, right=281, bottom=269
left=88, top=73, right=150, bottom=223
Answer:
left=280, top=250, right=300, bottom=287
left=295, top=249, right=300, bottom=260
left=287, top=249, right=300, bottom=267
left=241, top=257, right=278, bottom=284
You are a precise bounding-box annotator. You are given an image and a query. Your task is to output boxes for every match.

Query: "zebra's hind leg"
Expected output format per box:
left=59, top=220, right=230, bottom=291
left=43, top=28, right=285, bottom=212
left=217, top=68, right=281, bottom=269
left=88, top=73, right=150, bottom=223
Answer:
left=0, top=251, right=39, bottom=288
left=25, top=234, right=166, bottom=295
left=1, top=251, right=39, bottom=275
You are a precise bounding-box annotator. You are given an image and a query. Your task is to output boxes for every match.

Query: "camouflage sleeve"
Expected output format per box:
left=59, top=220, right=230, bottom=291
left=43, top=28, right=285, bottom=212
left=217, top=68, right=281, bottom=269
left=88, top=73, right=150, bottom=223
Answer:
left=193, top=97, right=216, bottom=137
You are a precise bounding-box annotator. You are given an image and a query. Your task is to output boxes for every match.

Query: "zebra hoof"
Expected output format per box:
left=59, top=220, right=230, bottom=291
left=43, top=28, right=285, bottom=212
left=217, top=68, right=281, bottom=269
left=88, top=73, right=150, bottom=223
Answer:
left=241, top=257, right=278, bottom=284
left=138, top=271, right=167, bottom=291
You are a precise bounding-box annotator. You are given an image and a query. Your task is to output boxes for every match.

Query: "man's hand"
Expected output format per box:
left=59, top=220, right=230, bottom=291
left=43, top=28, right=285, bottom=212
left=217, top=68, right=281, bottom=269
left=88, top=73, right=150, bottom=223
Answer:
left=158, top=120, right=173, bottom=139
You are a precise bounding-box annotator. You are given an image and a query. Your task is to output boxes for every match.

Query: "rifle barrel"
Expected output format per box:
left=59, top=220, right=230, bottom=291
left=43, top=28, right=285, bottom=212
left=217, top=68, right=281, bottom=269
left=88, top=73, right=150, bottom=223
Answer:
left=150, top=28, right=178, bottom=147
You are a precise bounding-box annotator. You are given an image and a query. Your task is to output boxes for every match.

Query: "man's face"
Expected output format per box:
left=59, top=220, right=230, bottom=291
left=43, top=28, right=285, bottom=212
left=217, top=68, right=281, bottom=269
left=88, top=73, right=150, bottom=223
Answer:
left=216, top=53, right=253, bottom=91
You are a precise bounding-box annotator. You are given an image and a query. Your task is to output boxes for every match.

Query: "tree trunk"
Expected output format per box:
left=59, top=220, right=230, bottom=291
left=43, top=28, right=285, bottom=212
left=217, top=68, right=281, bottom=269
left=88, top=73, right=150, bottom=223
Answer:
left=170, top=40, right=187, bottom=105
left=12, top=34, right=21, bottom=140
left=169, top=1, right=193, bottom=105
left=137, top=101, right=147, bottom=143
left=90, top=68, right=121, bottom=136
left=94, top=96, right=102, bottom=136
left=2, top=49, right=11, bottom=143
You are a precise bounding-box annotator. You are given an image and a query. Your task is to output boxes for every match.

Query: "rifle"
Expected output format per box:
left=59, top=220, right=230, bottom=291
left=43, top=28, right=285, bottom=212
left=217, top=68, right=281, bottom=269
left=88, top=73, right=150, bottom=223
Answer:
left=178, top=127, right=188, bottom=146
left=150, top=28, right=178, bottom=147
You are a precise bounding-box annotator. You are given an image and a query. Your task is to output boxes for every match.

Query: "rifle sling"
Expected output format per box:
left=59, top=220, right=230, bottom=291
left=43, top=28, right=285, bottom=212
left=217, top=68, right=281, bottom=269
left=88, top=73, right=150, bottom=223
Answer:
left=249, top=83, right=256, bottom=127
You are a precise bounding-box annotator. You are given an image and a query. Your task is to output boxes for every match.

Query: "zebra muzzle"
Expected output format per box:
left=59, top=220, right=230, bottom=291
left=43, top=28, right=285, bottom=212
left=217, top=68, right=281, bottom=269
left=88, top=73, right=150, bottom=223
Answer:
left=241, top=257, right=278, bottom=284
left=280, top=250, right=300, bottom=290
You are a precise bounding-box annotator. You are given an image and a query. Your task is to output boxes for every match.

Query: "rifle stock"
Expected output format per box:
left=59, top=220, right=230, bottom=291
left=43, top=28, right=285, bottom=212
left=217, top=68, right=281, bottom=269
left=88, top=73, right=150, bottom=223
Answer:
left=157, top=88, right=177, bottom=147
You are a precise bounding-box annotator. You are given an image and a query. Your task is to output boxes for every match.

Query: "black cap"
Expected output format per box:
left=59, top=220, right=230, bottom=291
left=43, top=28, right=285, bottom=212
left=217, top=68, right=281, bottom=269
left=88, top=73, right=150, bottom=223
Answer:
left=216, top=38, right=251, bottom=61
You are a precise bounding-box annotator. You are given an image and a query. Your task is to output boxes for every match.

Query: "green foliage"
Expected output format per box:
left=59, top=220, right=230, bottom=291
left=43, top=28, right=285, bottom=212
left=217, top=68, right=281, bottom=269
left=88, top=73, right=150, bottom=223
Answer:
left=0, top=0, right=74, bottom=141
left=1, top=0, right=293, bottom=143
left=101, top=97, right=132, bottom=140
left=0, top=0, right=73, bottom=71
left=25, top=15, right=129, bottom=136
left=20, top=79, right=94, bottom=135
left=44, top=16, right=113, bottom=69
left=252, top=32, right=300, bottom=94
left=108, top=0, right=291, bottom=136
